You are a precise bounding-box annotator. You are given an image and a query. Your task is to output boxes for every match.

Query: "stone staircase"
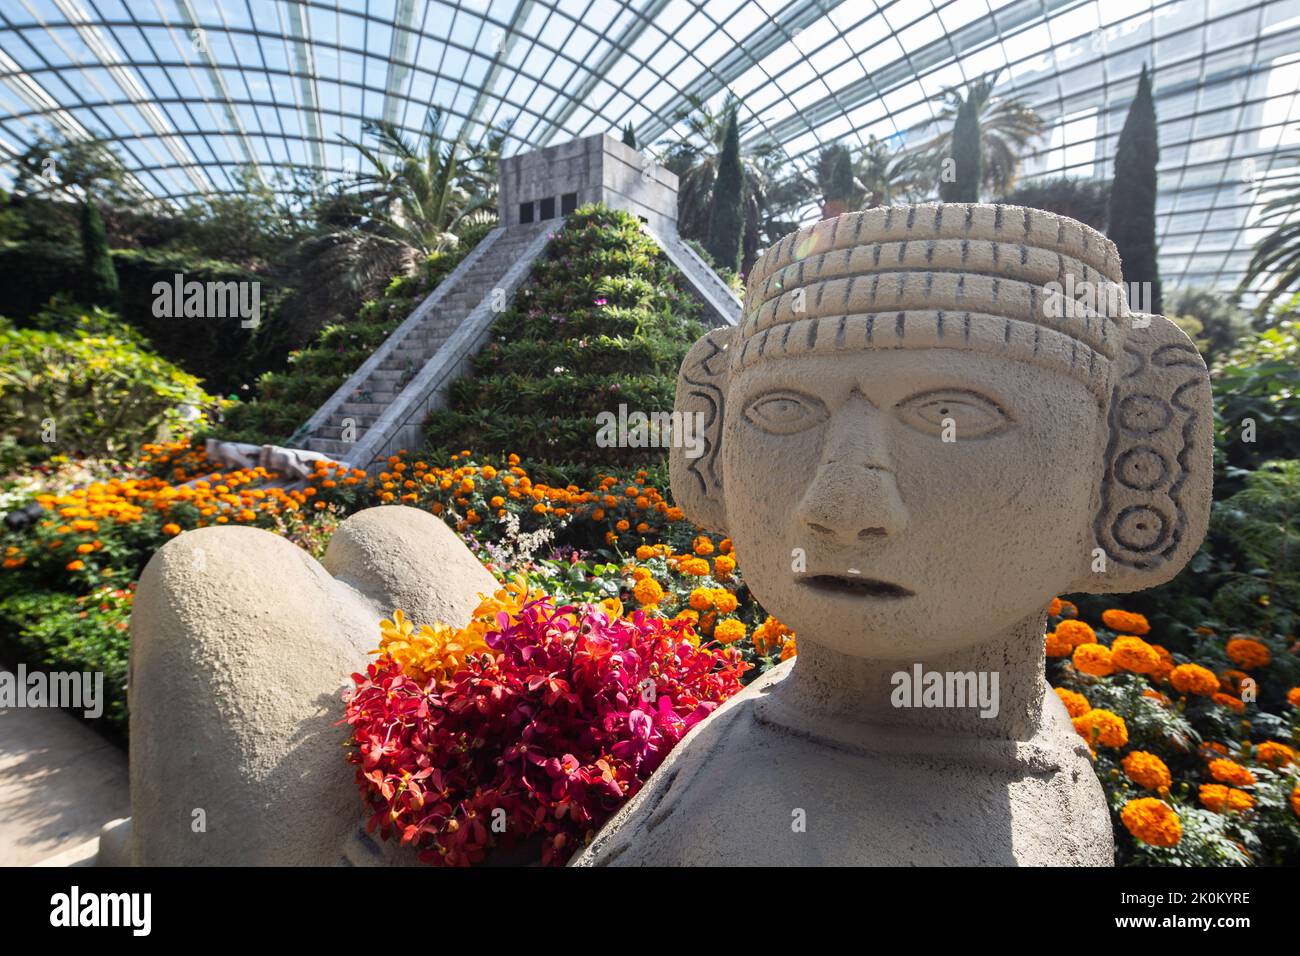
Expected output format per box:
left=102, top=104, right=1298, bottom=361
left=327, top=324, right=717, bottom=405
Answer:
left=298, top=221, right=552, bottom=465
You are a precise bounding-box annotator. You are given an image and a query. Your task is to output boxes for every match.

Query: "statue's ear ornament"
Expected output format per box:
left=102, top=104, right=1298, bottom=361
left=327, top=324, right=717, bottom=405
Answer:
left=1082, top=312, right=1213, bottom=593
left=669, top=326, right=733, bottom=534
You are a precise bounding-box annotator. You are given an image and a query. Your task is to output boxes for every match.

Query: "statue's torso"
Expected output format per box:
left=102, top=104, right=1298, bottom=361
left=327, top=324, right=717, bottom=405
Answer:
left=572, top=661, right=1114, bottom=867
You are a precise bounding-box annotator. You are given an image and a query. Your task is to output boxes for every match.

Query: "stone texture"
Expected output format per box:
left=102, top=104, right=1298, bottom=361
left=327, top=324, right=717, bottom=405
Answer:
left=579, top=203, right=1214, bottom=866
left=122, top=505, right=495, bottom=865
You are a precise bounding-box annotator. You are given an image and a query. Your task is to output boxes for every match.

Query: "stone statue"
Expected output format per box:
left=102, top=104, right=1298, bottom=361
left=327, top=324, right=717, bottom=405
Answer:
left=571, top=204, right=1213, bottom=866
left=112, top=203, right=1211, bottom=868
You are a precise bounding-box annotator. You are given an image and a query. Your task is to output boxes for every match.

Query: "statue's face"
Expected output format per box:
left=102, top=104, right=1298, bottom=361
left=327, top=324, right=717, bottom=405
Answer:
left=722, top=349, right=1106, bottom=658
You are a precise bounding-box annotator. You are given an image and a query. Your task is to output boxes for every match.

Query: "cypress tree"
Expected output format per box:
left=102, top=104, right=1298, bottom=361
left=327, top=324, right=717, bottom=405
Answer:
left=705, top=106, right=744, bottom=273
left=1108, top=64, right=1162, bottom=315
left=80, top=198, right=120, bottom=311
left=621, top=122, right=637, bottom=149
left=941, top=94, right=982, bottom=203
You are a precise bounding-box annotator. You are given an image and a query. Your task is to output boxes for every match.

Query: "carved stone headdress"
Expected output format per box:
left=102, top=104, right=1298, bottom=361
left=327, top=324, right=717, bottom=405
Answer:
left=669, top=204, right=1213, bottom=594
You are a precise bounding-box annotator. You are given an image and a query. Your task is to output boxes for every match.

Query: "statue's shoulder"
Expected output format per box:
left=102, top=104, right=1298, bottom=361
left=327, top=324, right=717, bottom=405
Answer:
left=570, top=659, right=794, bottom=866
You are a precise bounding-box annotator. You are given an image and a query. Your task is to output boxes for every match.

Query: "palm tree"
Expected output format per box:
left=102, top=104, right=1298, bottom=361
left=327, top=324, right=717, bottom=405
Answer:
left=337, top=107, right=496, bottom=258
left=1240, top=149, right=1300, bottom=318
left=925, top=71, right=1045, bottom=199
left=657, top=95, right=783, bottom=274
left=855, top=135, right=926, bottom=208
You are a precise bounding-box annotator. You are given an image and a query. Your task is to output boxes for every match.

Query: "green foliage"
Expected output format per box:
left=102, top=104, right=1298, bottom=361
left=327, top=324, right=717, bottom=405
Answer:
left=79, top=200, right=120, bottom=311
left=941, top=95, right=983, bottom=203
left=0, top=308, right=220, bottom=458
left=621, top=123, right=637, bottom=149
left=1213, top=321, right=1300, bottom=475
left=424, top=204, right=707, bottom=477
left=1168, top=287, right=1250, bottom=363
left=1108, top=65, right=1162, bottom=315
left=0, top=581, right=131, bottom=738
left=704, top=106, right=745, bottom=273
left=998, top=176, right=1111, bottom=231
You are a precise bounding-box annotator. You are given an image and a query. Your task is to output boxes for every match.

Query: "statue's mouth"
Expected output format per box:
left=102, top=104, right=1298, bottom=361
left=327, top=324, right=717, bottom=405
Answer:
left=801, top=574, right=915, bottom=599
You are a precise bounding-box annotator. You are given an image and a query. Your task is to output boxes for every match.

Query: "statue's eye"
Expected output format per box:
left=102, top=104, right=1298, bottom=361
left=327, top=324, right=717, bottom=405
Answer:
left=895, top=390, right=1009, bottom=439
left=743, top=390, right=829, bottom=435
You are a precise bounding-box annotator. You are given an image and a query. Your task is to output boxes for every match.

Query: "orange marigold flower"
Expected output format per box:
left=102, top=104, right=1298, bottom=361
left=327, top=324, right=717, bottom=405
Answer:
left=1255, top=741, right=1296, bottom=768
left=1199, top=784, right=1255, bottom=814
left=1123, top=751, right=1172, bottom=791
left=1055, top=619, right=1096, bottom=648
left=1054, top=687, right=1091, bottom=718
left=65, top=560, right=85, bottom=571
left=714, top=618, right=746, bottom=645
left=688, top=588, right=713, bottom=611
left=162, top=523, right=181, bottom=536
left=1112, top=636, right=1160, bottom=674
left=1169, top=663, right=1219, bottom=696
left=1121, top=798, right=1181, bottom=847
left=1045, top=629, right=1073, bottom=658
left=1142, top=687, right=1170, bottom=706
left=1072, top=642, right=1115, bottom=677
left=635, top=545, right=655, bottom=561
left=632, top=577, right=663, bottom=606
left=1212, top=693, right=1245, bottom=713
left=615, top=519, right=630, bottom=532
left=1208, top=758, right=1256, bottom=787
left=1291, top=786, right=1300, bottom=820
left=1101, top=609, right=1150, bottom=635
left=719, top=538, right=733, bottom=554
left=692, top=535, right=714, bottom=556
left=1225, top=636, right=1271, bottom=670
left=713, top=554, right=736, bottom=578
left=1289, top=687, right=1300, bottom=708
left=681, top=557, right=710, bottom=576
left=712, top=589, right=738, bottom=614
left=1072, top=708, right=1128, bottom=748
left=1048, top=597, right=1063, bottom=617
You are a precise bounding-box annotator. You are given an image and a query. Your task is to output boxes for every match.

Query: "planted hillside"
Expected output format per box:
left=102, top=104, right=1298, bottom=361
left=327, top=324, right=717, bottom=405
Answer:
left=424, top=205, right=708, bottom=478
left=219, top=225, right=490, bottom=444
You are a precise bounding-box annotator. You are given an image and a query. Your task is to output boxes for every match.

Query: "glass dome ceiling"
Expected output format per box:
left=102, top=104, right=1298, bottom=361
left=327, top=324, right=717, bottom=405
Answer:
left=1, top=0, right=1297, bottom=296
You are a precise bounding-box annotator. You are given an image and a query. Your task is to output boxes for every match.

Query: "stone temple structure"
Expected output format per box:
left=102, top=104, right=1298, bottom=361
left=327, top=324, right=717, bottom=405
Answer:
left=104, top=203, right=1212, bottom=867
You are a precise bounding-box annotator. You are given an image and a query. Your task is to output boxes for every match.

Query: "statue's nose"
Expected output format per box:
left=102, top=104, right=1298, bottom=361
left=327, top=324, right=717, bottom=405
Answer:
left=796, top=398, right=909, bottom=543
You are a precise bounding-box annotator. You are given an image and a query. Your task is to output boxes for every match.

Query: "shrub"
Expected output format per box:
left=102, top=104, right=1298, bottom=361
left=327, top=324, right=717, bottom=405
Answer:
left=0, top=311, right=222, bottom=459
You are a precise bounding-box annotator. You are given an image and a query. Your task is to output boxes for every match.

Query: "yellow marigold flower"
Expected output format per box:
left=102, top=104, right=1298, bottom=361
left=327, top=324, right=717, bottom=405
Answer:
left=632, top=577, right=663, bottom=606
left=490, top=496, right=505, bottom=508
left=1170, top=663, right=1219, bottom=696
left=599, top=597, right=624, bottom=620
left=630, top=566, right=651, bottom=582
left=1055, top=619, right=1096, bottom=648
left=1072, top=642, right=1115, bottom=677
left=688, top=588, right=713, bottom=611
left=1044, top=629, right=1073, bottom=658
left=1111, top=635, right=1161, bottom=674
left=1121, top=798, right=1181, bottom=847
left=1123, top=751, right=1172, bottom=791
left=1199, top=784, right=1255, bottom=814
left=713, top=554, right=736, bottom=578
left=1054, top=687, right=1091, bottom=718
left=1208, top=758, right=1256, bottom=787
left=714, top=618, right=746, bottom=645
left=75, top=542, right=96, bottom=554
left=1072, top=708, right=1128, bottom=748
left=681, top=557, right=710, bottom=576
left=674, top=608, right=699, bottom=624
left=1212, top=693, right=1245, bottom=713
left=693, top=535, right=714, bottom=556
left=1225, top=636, right=1270, bottom=670
left=1101, top=609, right=1150, bottom=635
left=1255, top=741, right=1296, bottom=768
